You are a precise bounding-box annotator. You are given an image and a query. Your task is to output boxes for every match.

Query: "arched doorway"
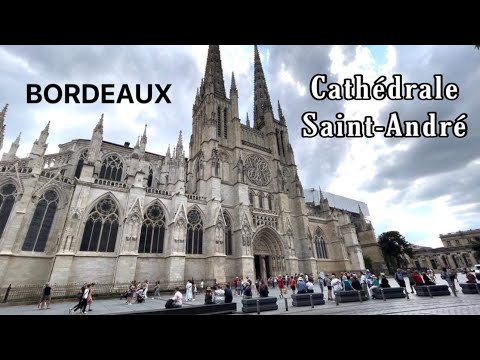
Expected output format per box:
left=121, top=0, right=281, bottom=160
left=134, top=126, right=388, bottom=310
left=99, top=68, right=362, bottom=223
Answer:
left=252, top=226, right=285, bottom=281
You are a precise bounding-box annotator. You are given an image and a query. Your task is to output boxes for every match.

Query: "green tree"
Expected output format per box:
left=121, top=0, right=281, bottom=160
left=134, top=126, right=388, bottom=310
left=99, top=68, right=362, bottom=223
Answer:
left=363, top=255, right=373, bottom=272
left=378, top=231, right=414, bottom=273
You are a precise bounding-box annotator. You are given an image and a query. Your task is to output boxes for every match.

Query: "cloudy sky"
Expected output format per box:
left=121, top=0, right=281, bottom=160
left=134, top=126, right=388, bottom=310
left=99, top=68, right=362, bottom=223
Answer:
left=0, top=45, right=478, bottom=248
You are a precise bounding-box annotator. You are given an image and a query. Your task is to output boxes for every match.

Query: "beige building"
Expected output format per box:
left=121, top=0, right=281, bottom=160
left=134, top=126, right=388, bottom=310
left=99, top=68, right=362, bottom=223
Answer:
left=0, top=45, right=385, bottom=287
left=408, top=229, right=480, bottom=270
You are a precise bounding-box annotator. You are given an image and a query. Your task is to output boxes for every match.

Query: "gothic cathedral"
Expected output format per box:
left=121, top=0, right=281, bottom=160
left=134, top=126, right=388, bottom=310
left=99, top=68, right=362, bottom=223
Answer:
left=0, top=45, right=384, bottom=287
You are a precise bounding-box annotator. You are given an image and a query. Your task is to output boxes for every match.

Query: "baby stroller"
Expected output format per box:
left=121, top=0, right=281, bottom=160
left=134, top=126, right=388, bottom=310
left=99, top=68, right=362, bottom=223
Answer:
left=135, top=288, right=147, bottom=303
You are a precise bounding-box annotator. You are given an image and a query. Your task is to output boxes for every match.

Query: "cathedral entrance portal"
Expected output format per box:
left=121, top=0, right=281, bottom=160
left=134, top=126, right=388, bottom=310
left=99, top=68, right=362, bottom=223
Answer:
left=252, top=227, right=285, bottom=281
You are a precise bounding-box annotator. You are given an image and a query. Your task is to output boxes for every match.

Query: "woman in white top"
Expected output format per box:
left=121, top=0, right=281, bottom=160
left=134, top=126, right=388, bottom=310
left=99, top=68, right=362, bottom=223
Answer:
left=185, top=280, right=193, bottom=301
left=172, top=287, right=183, bottom=308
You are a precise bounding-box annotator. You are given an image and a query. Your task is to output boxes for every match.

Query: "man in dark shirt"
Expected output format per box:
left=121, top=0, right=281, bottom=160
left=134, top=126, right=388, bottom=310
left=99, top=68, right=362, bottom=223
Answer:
left=224, top=283, right=233, bottom=303
left=38, top=283, right=52, bottom=310
left=351, top=276, right=362, bottom=291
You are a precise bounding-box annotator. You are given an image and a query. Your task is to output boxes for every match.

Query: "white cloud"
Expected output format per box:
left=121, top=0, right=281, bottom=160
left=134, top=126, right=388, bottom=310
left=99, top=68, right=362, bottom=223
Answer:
left=278, top=62, right=307, bottom=97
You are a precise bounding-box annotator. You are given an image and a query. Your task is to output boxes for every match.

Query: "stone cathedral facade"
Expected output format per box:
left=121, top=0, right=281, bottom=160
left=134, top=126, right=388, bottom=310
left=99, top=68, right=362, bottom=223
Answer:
left=0, top=45, right=384, bottom=287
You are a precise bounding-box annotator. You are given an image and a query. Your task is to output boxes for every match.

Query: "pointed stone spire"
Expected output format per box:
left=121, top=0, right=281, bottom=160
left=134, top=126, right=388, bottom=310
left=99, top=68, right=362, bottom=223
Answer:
left=176, top=130, right=184, bottom=160
left=2, top=132, right=21, bottom=162
left=0, top=104, right=6, bottom=151
left=358, top=203, right=368, bottom=231
left=230, top=72, right=237, bottom=92
left=140, top=124, right=147, bottom=151
left=165, top=144, right=171, bottom=163
left=134, top=136, right=140, bottom=149
left=278, top=100, right=286, bottom=124
left=204, top=45, right=226, bottom=98
left=94, top=113, right=104, bottom=135
left=319, top=187, right=325, bottom=202
left=0, top=104, right=8, bottom=120
left=246, top=112, right=250, bottom=127
left=39, top=121, right=50, bottom=145
left=13, top=132, right=21, bottom=146
left=253, top=45, right=273, bottom=127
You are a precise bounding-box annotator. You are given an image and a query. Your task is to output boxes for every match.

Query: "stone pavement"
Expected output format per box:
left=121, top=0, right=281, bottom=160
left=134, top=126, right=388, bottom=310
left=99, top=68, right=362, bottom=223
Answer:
left=0, top=274, right=479, bottom=315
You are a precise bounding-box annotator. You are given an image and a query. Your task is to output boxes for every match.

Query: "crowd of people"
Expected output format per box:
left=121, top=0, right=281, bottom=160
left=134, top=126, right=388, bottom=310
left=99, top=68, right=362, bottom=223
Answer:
left=58, top=265, right=478, bottom=313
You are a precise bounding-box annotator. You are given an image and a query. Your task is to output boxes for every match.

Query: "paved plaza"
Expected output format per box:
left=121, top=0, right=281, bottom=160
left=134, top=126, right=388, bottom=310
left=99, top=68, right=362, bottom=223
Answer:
left=0, top=274, right=479, bottom=315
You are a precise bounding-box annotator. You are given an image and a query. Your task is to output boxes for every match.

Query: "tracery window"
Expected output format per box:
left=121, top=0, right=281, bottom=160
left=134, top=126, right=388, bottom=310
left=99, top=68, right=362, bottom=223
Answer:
left=99, top=154, right=123, bottom=182
left=224, top=211, right=232, bottom=256
left=0, top=183, right=17, bottom=239
left=22, top=190, right=59, bottom=252
left=138, top=204, right=165, bottom=254
left=80, top=197, right=119, bottom=252
left=186, top=209, right=203, bottom=254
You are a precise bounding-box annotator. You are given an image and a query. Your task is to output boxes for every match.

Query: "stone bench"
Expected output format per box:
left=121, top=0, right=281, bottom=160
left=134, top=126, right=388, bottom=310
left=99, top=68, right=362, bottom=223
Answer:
left=335, top=290, right=368, bottom=303
left=291, top=292, right=325, bottom=306
left=460, top=283, right=480, bottom=294
left=114, top=302, right=237, bottom=315
left=371, top=287, right=406, bottom=300
left=414, top=285, right=450, bottom=297
left=242, top=297, right=278, bottom=313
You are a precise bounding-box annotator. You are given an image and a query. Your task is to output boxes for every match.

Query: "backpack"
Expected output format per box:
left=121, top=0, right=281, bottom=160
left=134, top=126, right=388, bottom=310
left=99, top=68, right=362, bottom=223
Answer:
left=165, top=299, right=174, bottom=309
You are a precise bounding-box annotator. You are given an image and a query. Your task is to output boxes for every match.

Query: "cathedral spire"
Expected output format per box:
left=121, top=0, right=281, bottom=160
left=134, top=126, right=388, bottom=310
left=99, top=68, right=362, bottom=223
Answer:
left=246, top=112, right=250, bottom=127
left=230, top=72, right=237, bottom=93
left=140, top=124, right=147, bottom=149
left=278, top=100, right=285, bottom=124
left=319, top=187, right=325, bottom=202
left=176, top=130, right=184, bottom=160
left=39, top=121, right=50, bottom=144
left=204, top=45, right=226, bottom=98
left=165, top=144, right=171, bottom=163
left=253, top=45, right=273, bottom=127
left=0, top=104, right=8, bottom=121
left=1, top=132, right=20, bottom=162
left=94, top=113, right=104, bottom=135
left=13, top=132, right=21, bottom=146
left=0, top=104, right=7, bottom=151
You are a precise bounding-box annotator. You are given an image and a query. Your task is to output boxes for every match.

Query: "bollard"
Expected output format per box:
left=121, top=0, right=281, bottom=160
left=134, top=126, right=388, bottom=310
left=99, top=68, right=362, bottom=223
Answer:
left=426, top=286, right=433, bottom=298
left=310, top=294, right=314, bottom=308
left=357, top=290, right=362, bottom=303
left=256, top=299, right=260, bottom=315
left=284, top=297, right=288, bottom=311
left=3, top=284, right=11, bottom=303
left=404, top=288, right=410, bottom=300
left=380, top=288, right=386, bottom=301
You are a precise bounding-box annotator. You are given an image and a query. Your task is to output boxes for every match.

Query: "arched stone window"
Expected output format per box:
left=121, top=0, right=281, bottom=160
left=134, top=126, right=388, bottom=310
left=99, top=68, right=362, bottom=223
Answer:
left=80, top=197, right=119, bottom=252
left=99, top=154, right=123, bottom=182
left=22, top=190, right=59, bottom=252
left=186, top=209, right=203, bottom=254
left=268, top=194, right=273, bottom=211
left=0, top=183, right=17, bottom=239
left=74, top=149, right=88, bottom=179
left=224, top=211, right=232, bottom=256
left=314, top=229, right=328, bottom=259
left=138, top=203, right=165, bottom=254
left=258, top=192, right=264, bottom=209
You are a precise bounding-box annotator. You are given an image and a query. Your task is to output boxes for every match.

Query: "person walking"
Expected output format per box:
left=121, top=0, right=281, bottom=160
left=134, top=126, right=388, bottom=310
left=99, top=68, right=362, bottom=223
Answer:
left=153, top=281, right=160, bottom=299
